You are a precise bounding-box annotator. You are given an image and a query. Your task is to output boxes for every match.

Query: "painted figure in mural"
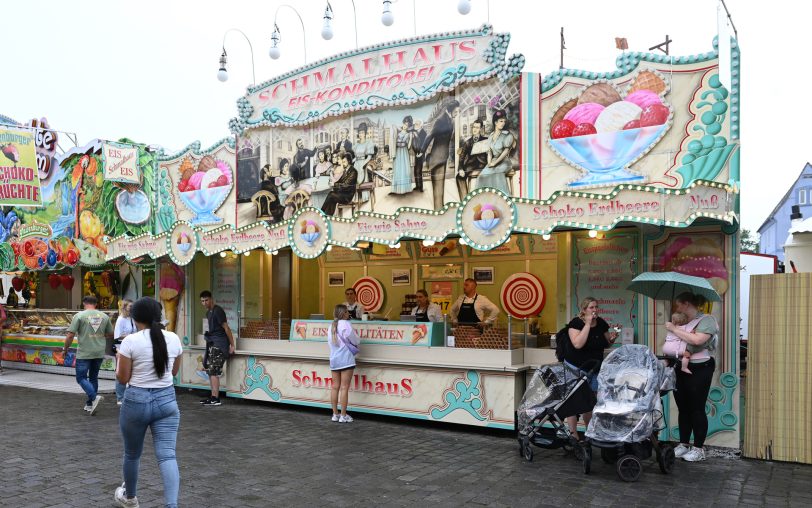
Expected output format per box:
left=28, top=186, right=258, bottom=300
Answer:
left=315, top=148, right=333, bottom=178
left=457, top=118, right=489, bottom=199
left=476, top=109, right=515, bottom=194
left=329, top=152, right=341, bottom=184
left=334, top=128, right=353, bottom=155
left=322, top=151, right=358, bottom=216
left=412, top=120, right=428, bottom=192
left=353, top=123, right=377, bottom=184
left=257, top=164, right=285, bottom=221
left=422, top=100, right=460, bottom=209
left=390, top=116, right=417, bottom=195
left=291, top=139, right=316, bottom=181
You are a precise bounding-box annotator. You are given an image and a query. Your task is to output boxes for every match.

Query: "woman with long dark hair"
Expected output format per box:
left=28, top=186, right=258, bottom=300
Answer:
left=665, top=292, right=719, bottom=462
left=114, top=297, right=183, bottom=508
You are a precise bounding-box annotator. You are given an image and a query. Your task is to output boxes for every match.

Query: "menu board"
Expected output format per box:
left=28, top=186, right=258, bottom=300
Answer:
left=212, top=255, right=240, bottom=336
left=573, top=235, right=638, bottom=331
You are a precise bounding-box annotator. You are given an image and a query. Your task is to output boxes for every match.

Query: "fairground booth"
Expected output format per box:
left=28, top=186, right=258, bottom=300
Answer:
left=3, top=25, right=741, bottom=446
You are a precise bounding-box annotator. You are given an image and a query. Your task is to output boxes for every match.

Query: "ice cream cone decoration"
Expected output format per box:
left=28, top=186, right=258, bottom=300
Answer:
left=411, top=324, right=428, bottom=344
left=159, top=264, right=185, bottom=332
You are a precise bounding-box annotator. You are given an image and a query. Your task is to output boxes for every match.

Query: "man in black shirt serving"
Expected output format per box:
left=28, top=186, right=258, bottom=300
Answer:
left=200, top=291, right=236, bottom=406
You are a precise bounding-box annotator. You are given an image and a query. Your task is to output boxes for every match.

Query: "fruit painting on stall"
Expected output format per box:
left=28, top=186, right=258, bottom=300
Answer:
left=63, top=139, right=155, bottom=264
left=7, top=138, right=156, bottom=268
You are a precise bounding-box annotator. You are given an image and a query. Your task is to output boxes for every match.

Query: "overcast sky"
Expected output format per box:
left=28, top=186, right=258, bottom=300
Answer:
left=1, top=0, right=803, bottom=232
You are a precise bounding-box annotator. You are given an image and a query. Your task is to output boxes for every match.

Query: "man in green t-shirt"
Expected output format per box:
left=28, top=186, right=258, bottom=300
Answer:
left=64, top=295, right=114, bottom=415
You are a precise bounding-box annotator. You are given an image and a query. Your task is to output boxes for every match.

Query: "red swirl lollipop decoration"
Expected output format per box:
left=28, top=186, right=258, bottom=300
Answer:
left=500, top=272, right=546, bottom=318
left=353, top=277, right=384, bottom=313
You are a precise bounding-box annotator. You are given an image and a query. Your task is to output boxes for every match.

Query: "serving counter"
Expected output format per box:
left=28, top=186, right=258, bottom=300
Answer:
left=174, top=319, right=552, bottom=430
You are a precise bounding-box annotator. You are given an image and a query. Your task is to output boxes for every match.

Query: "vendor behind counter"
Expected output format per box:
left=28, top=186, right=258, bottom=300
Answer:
left=409, top=289, right=443, bottom=322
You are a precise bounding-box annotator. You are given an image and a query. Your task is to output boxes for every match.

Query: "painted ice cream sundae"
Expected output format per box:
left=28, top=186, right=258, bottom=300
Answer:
left=176, top=232, right=192, bottom=253
left=299, top=220, right=320, bottom=246
left=473, top=203, right=501, bottom=236
left=549, top=70, right=672, bottom=188
left=176, top=156, right=233, bottom=225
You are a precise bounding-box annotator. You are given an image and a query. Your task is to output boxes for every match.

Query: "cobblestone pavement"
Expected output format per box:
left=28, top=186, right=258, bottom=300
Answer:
left=1, top=384, right=811, bottom=507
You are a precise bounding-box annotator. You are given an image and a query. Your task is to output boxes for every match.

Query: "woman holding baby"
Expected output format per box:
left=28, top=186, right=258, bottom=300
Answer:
left=664, top=291, right=719, bottom=463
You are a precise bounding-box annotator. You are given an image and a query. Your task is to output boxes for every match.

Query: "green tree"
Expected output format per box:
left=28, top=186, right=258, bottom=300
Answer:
left=741, top=229, right=759, bottom=253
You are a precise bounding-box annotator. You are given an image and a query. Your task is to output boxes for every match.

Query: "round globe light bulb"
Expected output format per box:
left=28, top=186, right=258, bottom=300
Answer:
left=217, top=69, right=228, bottom=82
left=381, top=10, right=394, bottom=26
left=457, top=0, right=472, bottom=15
left=269, top=45, right=281, bottom=59
left=321, top=25, right=333, bottom=40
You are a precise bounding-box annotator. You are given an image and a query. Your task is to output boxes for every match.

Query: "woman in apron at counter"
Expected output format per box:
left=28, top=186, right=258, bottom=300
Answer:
left=343, top=288, right=365, bottom=320
left=410, top=290, right=443, bottom=322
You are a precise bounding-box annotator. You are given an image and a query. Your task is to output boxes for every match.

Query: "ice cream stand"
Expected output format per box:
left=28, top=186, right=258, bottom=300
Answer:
left=96, top=25, right=742, bottom=444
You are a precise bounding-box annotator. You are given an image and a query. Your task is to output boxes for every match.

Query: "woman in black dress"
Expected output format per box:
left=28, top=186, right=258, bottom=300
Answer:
left=564, top=297, right=618, bottom=437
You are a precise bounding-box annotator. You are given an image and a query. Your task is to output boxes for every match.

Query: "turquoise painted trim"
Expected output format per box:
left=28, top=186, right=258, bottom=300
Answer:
left=430, top=370, right=489, bottom=421
left=156, top=138, right=236, bottom=162
left=670, top=372, right=739, bottom=441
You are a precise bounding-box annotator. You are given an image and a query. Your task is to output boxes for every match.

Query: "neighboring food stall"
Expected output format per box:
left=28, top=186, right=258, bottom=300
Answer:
left=1, top=132, right=158, bottom=375
left=101, top=26, right=741, bottom=445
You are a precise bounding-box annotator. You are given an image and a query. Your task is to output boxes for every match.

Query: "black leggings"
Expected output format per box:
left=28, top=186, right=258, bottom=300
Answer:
left=673, top=357, right=715, bottom=448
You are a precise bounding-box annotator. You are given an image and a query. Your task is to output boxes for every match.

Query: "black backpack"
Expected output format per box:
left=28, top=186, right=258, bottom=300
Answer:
left=554, top=324, right=571, bottom=362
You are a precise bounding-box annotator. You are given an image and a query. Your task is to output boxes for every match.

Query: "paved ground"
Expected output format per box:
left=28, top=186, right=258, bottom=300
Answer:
left=1, top=381, right=811, bottom=507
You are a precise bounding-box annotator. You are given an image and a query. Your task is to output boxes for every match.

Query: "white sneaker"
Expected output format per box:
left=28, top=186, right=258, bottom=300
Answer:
left=674, top=443, right=690, bottom=458
left=89, top=395, right=104, bottom=416
left=114, top=483, right=139, bottom=507
left=83, top=404, right=92, bottom=412
left=339, top=414, right=353, bottom=423
left=331, top=414, right=340, bottom=422
left=682, top=447, right=706, bottom=462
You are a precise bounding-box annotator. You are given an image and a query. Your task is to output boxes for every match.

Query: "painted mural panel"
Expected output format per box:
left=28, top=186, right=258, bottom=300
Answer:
left=4, top=138, right=156, bottom=271
left=539, top=40, right=739, bottom=199
left=236, top=80, right=520, bottom=226
left=233, top=25, right=525, bottom=227
left=155, top=140, right=237, bottom=232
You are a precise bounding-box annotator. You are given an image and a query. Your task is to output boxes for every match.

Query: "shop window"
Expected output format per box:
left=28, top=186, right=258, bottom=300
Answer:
left=799, top=188, right=808, bottom=205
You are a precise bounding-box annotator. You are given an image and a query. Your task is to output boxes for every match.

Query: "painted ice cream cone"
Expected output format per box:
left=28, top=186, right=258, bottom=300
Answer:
left=159, top=264, right=185, bottom=332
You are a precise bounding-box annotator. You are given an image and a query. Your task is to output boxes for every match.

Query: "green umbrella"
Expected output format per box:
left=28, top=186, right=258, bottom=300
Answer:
left=626, top=271, right=721, bottom=302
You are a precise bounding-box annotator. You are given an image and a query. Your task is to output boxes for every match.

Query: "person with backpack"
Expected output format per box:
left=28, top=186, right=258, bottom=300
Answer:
left=328, top=304, right=360, bottom=423
left=562, top=297, right=618, bottom=438
left=114, top=297, right=183, bottom=508
left=665, top=292, right=719, bottom=463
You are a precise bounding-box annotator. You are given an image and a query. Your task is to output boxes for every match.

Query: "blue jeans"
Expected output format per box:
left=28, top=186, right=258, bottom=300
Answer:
left=115, top=380, right=127, bottom=402
left=75, top=358, right=103, bottom=405
left=119, top=386, right=180, bottom=508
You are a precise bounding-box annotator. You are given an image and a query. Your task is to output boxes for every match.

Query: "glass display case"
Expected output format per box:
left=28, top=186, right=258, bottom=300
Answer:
left=1, top=308, right=118, bottom=371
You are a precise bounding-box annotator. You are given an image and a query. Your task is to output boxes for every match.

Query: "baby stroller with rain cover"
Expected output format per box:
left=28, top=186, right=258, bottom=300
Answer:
left=516, top=361, right=598, bottom=462
left=582, top=344, right=677, bottom=482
